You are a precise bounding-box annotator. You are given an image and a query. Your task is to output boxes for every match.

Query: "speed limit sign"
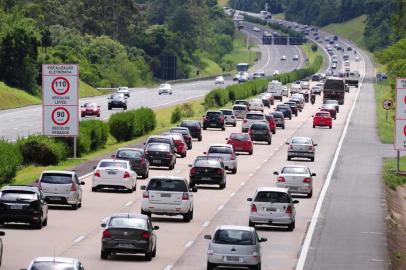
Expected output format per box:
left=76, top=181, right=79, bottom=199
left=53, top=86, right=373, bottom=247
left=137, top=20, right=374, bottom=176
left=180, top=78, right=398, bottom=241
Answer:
left=42, top=64, right=78, bottom=136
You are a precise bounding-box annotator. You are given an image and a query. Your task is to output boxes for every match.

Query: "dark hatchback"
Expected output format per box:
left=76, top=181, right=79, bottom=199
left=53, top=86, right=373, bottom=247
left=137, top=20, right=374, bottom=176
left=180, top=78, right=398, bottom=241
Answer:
left=145, top=143, right=176, bottom=170
left=0, top=185, right=48, bottom=229
left=203, top=111, right=225, bottom=130
left=107, top=93, right=127, bottom=110
left=101, top=213, right=158, bottom=261
left=189, top=157, right=226, bottom=189
left=113, top=148, right=149, bottom=179
left=275, top=104, right=292, bottom=120
left=249, top=123, right=272, bottom=144
left=284, top=102, right=298, bottom=116
left=169, top=127, right=193, bottom=150
left=144, top=136, right=176, bottom=154
left=180, top=120, right=202, bottom=141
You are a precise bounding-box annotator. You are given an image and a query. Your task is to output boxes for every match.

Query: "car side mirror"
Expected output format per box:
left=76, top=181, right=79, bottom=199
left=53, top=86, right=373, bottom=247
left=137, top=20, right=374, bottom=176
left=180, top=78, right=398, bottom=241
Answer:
left=143, top=142, right=146, bottom=145
left=285, top=142, right=289, bottom=145
left=273, top=171, right=279, bottom=175
left=312, top=115, right=314, bottom=117
left=225, top=138, right=228, bottom=140
left=259, top=237, right=267, bottom=242
left=80, top=181, right=85, bottom=185
left=311, top=173, right=316, bottom=177
left=314, top=143, right=318, bottom=146
left=93, top=166, right=97, bottom=170
left=191, top=187, right=198, bottom=193
left=247, top=198, right=252, bottom=202
left=204, top=235, right=212, bottom=240
left=188, top=164, right=193, bottom=167
left=111, top=154, right=115, bottom=158
left=153, top=226, right=160, bottom=230
left=0, top=231, right=5, bottom=236
left=35, top=179, right=39, bottom=183
left=203, top=152, right=207, bottom=155
left=101, top=223, right=106, bottom=228
left=141, top=185, right=146, bottom=190
left=293, top=200, right=299, bottom=204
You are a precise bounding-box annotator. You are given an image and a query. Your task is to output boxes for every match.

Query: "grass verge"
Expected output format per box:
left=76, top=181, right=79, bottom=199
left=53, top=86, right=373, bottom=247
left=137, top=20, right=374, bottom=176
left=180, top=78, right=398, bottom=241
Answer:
left=0, top=82, right=41, bottom=110
left=79, top=80, right=110, bottom=97
left=322, top=15, right=367, bottom=50
left=375, top=81, right=394, bottom=144
left=383, top=157, right=406, bottom=189
left=273, top=13, right=285, bottom=20
left=301, top=43, right=324, bottom=68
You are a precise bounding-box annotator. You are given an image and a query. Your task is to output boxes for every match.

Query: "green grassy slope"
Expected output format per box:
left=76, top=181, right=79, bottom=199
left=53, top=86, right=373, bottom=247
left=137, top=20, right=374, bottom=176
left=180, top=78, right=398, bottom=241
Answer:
left=273, top=13, right=285, bottom=20
left=0, top=82, right=41, bottom=110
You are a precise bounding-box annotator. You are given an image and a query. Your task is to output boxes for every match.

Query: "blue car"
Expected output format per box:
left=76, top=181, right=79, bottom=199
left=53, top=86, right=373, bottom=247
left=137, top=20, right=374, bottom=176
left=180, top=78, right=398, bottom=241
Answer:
left=275, top=104, right=292, bottom=120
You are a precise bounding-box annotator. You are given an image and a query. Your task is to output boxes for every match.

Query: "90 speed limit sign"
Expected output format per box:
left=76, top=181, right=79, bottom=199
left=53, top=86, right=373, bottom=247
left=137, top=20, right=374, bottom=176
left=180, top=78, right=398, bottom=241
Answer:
left=43, top=106, right=78, bottom=136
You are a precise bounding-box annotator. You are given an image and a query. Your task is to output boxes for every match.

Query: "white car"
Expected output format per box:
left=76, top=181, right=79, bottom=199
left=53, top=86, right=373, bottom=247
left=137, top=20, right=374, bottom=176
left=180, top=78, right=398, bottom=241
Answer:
left=273, top=70, right=279, bottom=76
left=242, top=112, right=267, bottom=132
left=274, top=165, right=316, bottom=198
left=248, top=99, right=264, bottom=112
left=300, top=80, right=310, bottom=90
left=159, top=83, right=172, bottom=95
left=253, top=27, right=261, bottom=32
left=282, top=86, right=289, bottom=97
left=247, top=187, right=299, bottom=230
left=344, top=60, right=350, bottom=67
left=220, top=109, right=237, bottom=126
left=238, top=72, right=249, bottom=83
left=293, top=55, right=299, bottom=61
left=355, top=56, right=360, bottom=62
left=26, top=257, right=85, bottom=270
left=311, top=85, right=323, bottom=95
left=290, top=84, right=302, bottom=94
left=92, top=159, right=137, bottom=192
left=253, top=71, right=265, bottom=79
left=117, top=86, right=130, bottom=97
left=280, top=55, right=286, bottom=61
left=141, top=176, right=196, bottom=222
left=205, top=144, right=237, bottom=174
left=215, top=76, right=224, bottom=85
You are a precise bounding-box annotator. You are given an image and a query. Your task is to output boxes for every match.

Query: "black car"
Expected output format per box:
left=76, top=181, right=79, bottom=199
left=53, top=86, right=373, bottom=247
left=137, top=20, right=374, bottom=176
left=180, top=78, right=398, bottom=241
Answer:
left=189, top=157, right=226, bottom=189
left=169, top=127, right=193, bottom=150
left=284, top=102, right=298, bottom=116
left=144, top=143, right=176, bottom=170
left=114, top=148, right=150, bottom=179
left=180, top=120, right=202, bottom=141
left=203, top=111, right=225, bottom=130
left=108, top=93, right=127, bottom=110
left=144, top=136, right=176, bottom=154
left=234, top=100, right=249, bottom=107
left=275, top=104, right=292, bottom=120
left=0, top=185, right=48, bottom=229
left=101, top=213, right=158, bottom=261
left=248, top=123, right=272, bottom=144
left=347, top=46, right=352, bottom=51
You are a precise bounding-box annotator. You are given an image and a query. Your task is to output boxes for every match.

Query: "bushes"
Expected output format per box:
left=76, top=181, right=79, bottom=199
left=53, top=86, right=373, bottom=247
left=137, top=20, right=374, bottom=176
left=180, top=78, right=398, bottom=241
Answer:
left=171, top=103, right=196, bottom=123
left=109, top=107, right=157, bottom=142
left=77, top=120, right=109, bottom=156
left=0, top=140, right=22, bottom=185
left=171, top=107, right=182, bottom=123
left=17, top=135, right=69, bottom=166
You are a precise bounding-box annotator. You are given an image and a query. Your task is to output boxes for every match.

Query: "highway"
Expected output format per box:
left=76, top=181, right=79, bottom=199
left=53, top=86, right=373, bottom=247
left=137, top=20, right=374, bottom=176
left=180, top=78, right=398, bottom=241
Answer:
left=0, top=24, right=304, bottom=142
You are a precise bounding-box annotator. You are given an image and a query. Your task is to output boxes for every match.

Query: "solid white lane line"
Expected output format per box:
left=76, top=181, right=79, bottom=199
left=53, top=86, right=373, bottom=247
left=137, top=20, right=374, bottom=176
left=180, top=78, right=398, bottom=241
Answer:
left=73, top=235, right=86, bottom=244
left=203, top=221, right=210, bottom=227
left=295, top=52, right=366, bottom=270
left=185, top=240, right=194, bottom=248
left=217, top=205, right=224, bottom=211
left=123, top=200, right=133, bottom=207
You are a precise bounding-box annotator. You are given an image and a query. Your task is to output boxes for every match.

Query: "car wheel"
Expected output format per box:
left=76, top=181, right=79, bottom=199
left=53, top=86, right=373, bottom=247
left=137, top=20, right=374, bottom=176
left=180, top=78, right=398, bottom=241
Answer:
left=307, top=190, right=313, bottom=198
left=282, top=125, right=285, bottom=129
left=72, top=203, right=78, bottom=210
left=33, top=216, right=43, bottom=229
left=207, top=262, right=215, bottom=270
left=289, top=116, right=292, bottom=120
left=310, top=157, right=315, bottom=162
left=81, top=114, right=85, bottom=118
left=132, top=184, right=137, bottom=191
left=203, top=127, right=207, bottom=130
left=288, top=220, right=295, bottom=231
left=42, top=216, right=48, bottom=226
left=91, top=187, right=98, bottom=192
left=97, top=114, right=100, bottom=117
left=108, top=106, right=112, bottom=110
left=152, top=245, right=157, bottom=257
left=100, top=250, right=109, bottom=260
left=219, top=182, right=226, bottom=189
left=329, top=125, right=332, bottom=129
left=169, top=164, right=174, bottom=170
left=249, top=150, right=253, bottom=155
left=249, top=220, right=255, bottom=227
left=233, top=123, right=237, bottom=127
left=251, top=262, right=261, bottom=270
left=313, top=125, right=315, bottom=128
left=267, top=139, right=271, bottom=145
left=272, top=130, right=276, bottom=134
left=183, top=210, right=192, bottom=222
left=78, top=201, right=82, bottom=208
left=145, top=249, right=153, bottom=261
left=198, top=136, right=202, bottom=141
left=159, top=93, right=161, bottom=95
left=141, top=209, right=151, bottom=217
left=123, top=106, right=127, bottom=110
left=221, top=127, right=225, bottom=131
left=287, top=156, right=291, bottom=161
left=231, top=168, right=237, bottom=174
left=181, top=152, right=186, bottom=158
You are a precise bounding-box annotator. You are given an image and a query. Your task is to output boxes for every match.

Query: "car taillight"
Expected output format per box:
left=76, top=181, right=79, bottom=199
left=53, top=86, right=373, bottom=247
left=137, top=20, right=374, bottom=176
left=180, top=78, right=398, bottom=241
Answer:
left=102, top=229, right=111, bottom=239
left=142, top=231, right=151, bottom=239
left=182, top=193, right=189, bottom=200
left=190, top=167, right=197, bottom=175
left=286, top=205, right=293, bottom=216
left=249, top=129, right=253, bottom=135
left=251, top=204, right=257, bottom=213
left=219, top=117, right=224, bottom=123
left=123, top=171, right=130, bottom=178
left=143, top=191, right=149, bottom=198
left=303, top=177, right=312, bottom=183
left=94, top=170, right=101, bottom=177
left=216, top=168, right=224, bottom=175
left=243, top=119, right=248, bottom=123
left=230, top=154, right=236, bottom=160
left=277, top=176, right=286, bottom=182
left=70, top=183, right=77, bottom=192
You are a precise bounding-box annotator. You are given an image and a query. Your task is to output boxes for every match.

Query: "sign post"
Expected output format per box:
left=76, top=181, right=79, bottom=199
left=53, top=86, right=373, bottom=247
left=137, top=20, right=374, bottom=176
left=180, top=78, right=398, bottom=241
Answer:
left=394, top=78, right=406, bottom=174
left=42, top=64, right=79, bottom=158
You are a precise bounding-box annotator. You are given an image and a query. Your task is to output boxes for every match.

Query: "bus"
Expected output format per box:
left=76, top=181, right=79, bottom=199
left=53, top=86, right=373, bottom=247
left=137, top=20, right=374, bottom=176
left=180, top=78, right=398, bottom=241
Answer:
left=236, top=63, right=249, bottom=72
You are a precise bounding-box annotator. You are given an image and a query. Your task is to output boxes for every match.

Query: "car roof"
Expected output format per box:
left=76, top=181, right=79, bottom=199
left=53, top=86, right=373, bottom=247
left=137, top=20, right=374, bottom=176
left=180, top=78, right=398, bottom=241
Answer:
left=316, top=111, right=330, bottom=114
left=41, top=170, right=75, bottom=175
left=149, top=176, right=187, bottom=181
left=256, top=186, right=289, bottom=193
left=116, top=147, right=143, bottom=152
left=209, top=144, right=232, bottom=148
left=33, top=257, right=77, bottom=264
left=109, top=213, right=149, bottom=219
left=281, top=164, right=309, bottom=169
left=220, top=109, right=232, bottom=112
left=1, top=185, right=39, bottom=192
left=291, top=136, right=312, bottom=140
left=99, top=159, right=129, bottom=163
left=217, top=225, right=254, bottom=232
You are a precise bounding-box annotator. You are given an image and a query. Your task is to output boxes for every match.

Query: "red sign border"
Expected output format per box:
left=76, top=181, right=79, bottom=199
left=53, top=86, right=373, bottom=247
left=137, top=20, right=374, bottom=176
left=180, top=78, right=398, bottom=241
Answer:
left=51, top=77, right=70, bottom=96
left=51, top=107, right=70, bottom=126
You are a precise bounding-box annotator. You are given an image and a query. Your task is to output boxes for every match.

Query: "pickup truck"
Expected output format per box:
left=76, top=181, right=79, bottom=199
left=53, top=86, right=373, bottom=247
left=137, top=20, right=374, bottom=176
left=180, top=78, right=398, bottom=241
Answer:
left=323, top=77, right=346, bottom=105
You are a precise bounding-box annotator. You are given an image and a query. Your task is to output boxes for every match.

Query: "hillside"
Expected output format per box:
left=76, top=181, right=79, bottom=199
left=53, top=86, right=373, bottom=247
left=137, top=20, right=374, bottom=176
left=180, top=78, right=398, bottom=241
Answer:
left=0, top=82, right=41, bottom=110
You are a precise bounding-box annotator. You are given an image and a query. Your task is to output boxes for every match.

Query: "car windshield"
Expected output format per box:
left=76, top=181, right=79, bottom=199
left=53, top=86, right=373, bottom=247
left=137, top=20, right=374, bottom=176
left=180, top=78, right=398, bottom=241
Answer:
left=31, top=262, right=76, bottom=270
left=235, top=100, right=248, bottom=105
left=111, top=94, right=122, bottom=100
left=181, top=121, right=199, bottom=127
left=233, top=105, right=246, bottom=110
left=146, top=144, right=170, bottom=151
left=281, top=167, right=308, bottom=174
left=206, top=112, right=221, bottom=117
left=255, top=191, right=290, bottom=203
left=84, top=103, right=97, bottom=108
left=230, top=133, right=250, bottom=140
left=194, top=159, right=221, bottom=168
left=41, top=173, right=72, bottom=184
left=291, top=138, right=312, bottom=145
left=116, top=150, right=143, bottom=159
left=277, top=105, right=289, bottom=109
left=170, top=128, right=189, bottom=135
left=98, top=161, right=127, bottom=168
left=147, top=179, right=188, bottom=192
left=251, top=124, right=268, bottom=130
left=108, top=217, right=147, bottom=229
left=208, top=146, right=233, bottom=154
left=246, top=114, right=264, bottom=120
left=316, top=113, right=330, bottom=117
left=220, top=110, right=233, bottom=115
left=0, top=191, right=37, bottom=201
left=325, top=100, right=338, bottom=104
left=213, top=229, right=254, bottom=245
left=272, top=112, right=283, bottom=118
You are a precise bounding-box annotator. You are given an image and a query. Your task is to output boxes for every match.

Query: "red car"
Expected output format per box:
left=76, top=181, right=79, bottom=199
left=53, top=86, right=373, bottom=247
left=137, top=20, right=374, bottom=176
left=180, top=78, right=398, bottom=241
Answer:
left=265, top=114, right=276, bottom=134
left=313, top=111, right=332, bottom=129
left=226, top=133, right=253, bottom=155
left=81, top=102, right=100, bottom=117
left=320, top=104, right=336, bottom=119
left=164, top=133, right=187, bottom=158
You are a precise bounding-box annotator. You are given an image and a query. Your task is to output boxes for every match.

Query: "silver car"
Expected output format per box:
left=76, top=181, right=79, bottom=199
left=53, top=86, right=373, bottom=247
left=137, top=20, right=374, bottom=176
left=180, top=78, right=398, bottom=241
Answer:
left=247, top=187, right=298, bottom=231
left=286, top=137, right=317, bottom=162
left=26, top=257, right=85, bottom=270
left=274, top=165, right=316, bottom=198
left=205, top=144, right=237, bottom=174
left=204, top=225, right=267, bottom=270
left=232, top=104, right=248, bottom=119
left=220, top=109, right=237, bottom=127
left=38, top=170, right=85, bottom=210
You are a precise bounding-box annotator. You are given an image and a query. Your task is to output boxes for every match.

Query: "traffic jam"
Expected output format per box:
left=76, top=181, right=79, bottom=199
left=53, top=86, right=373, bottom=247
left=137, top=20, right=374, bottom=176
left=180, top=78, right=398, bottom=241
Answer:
left=0, top=21, right=363, bottom=270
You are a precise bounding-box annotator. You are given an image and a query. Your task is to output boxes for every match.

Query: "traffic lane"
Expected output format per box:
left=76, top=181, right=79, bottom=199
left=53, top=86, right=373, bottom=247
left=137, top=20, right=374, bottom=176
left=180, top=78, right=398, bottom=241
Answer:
left=172, top=69, right=361, bottom=270
left=1, top=89, right=320, bottom=269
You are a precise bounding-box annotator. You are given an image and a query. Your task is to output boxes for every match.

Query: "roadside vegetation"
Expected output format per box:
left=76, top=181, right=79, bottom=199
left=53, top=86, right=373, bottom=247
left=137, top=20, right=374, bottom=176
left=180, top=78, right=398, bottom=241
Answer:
left=0, top=82, right=41, bottom=110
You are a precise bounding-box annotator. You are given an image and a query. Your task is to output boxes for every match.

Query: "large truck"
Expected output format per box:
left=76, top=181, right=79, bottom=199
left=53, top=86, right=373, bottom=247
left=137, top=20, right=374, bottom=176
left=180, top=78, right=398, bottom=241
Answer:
left=267, top=80, right=283, bottom=101
left=344, top=70, right=360, bottom=87
left=323, top=77, right=346, bottom=105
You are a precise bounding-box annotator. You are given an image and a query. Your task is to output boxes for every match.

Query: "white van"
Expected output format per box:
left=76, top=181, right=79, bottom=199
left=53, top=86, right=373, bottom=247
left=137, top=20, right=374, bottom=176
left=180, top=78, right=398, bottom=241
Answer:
left=267, top=80, right=283, bottom=101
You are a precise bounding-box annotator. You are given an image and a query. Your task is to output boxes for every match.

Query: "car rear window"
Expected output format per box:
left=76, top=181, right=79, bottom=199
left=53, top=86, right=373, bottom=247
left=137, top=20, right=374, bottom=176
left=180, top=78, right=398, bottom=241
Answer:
left=220, top=110, right=233, bottom=115
left=147, top=179, right=188, bottom=192
left=116, top=150, right=143, bottom=159
left=180, top=121, right=199, bottom=127
left=206, top=112, right=222, bottom=117
left=251, top=123, right=269, bottom=130
left=194, top=159, right=221, bottom=168
left=230, top=133, right=250, bottom=140
left=148, top=137, right=170, bottom=144
left=316, top=113, right=330, bottom=117
left=246, top=114, right=264, bottom=120
left=235, top=100, right=248, bottom=105
left=213, top=229, right=254, bottom=245
left=30, top=262, right=75, bottom=270
left=0, top=191, right=37, bottom=201
left=233, top=105, right=246, bottom=110
left=277, top=105, right=290, bottom=109
left=108, top=217, right=147, bottom=229
left=281, top=167, right=308, bottom=174
left=208, top=146, right=233, bottom=154
left=40, top=173, right=72, bottom=184
left=291, top=138, right=312, bottom=145
left=255, top=191, right=290, bottom=203
left=170, top=128, right=189, bottom=135
left=98, top=161, right=128, bottom=168
left=146, top=143, right=170, bottom=151
left=272, top=112, right=283, bottom=118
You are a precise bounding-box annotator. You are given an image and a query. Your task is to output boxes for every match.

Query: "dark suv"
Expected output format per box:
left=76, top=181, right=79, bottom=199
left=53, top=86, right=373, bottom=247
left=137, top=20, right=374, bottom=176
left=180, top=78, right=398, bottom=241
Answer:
left=108, top=93, right=127, bottom=110
left=180, top=120, right=202, bottom=141
left=0, top=185, right=48, bottom=229
left=113, top=148, right=150, bottom=179
left=203, top=111, right=225, bottom=130
left=249, top=123, right=272, bottom=144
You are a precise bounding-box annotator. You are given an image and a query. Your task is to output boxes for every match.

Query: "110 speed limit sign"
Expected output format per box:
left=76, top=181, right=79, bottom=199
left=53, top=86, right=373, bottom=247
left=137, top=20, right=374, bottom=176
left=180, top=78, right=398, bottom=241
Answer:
left=42, top=64, right=78, bottom=136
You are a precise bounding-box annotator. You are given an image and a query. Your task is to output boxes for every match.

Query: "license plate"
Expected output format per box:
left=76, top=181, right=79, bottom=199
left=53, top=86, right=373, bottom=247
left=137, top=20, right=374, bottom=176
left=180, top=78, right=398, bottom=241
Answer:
left=107, top=171, right=117, bottom=175
left=235, top=147, right=243, bottom=150
left=226, top=256, right=242, bottom=262
left=289, top=186, right=299, bottom=191
left=10, top=204, right=23, bottom=210
left=48, top=197, right=62, bottom=201
left=201, top=177, right=211, bottom=180
left=265, top=207, right=276, bottom=212
left=210, top=123, right=217, bottom=127
left=118, top=244, right=132, bottom=248
left=153, top=160, right=161, bottom=164
left=160, top=193, right=171, bottom=197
